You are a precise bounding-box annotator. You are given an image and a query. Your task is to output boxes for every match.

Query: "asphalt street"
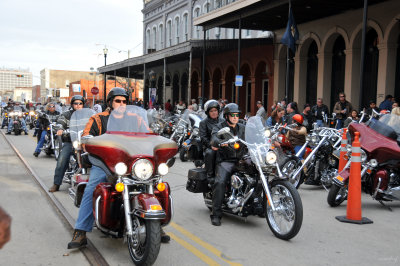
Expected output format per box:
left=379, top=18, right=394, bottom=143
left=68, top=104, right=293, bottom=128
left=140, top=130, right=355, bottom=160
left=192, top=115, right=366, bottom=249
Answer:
left=1, top=128, right=400, bottom=266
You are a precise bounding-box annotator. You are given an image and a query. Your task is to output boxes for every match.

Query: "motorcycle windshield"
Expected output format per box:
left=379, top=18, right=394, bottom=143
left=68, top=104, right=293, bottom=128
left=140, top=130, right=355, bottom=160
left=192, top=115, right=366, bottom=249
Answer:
left=55, top=104, right=62, bottom=114
left=107, top=105, right=151, bottom=134
left=181, top=109, right=191, bottom=124
left=14, top=106, right=22, bottom=112
left=189, top=113, right=203, bottom=128
left=245, top=116, right=271, bottom=164
left=70, top=108, right=95, bottom=143
left=380, top=114, right=400, bottom=135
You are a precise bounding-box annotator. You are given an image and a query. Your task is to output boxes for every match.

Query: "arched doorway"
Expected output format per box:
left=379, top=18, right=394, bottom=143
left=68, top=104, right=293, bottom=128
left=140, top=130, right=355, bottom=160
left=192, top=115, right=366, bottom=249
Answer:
left=172, top=73, right=180, bottom=104
left=225, top=66, right=235, bottom=102
left=212, top=68, right=222, bottom=99
left=203, top=70, right=210, bottom=102
left=361, top=29, right=379, bottom=109
left=157, top=76, right=163, bottom=105
left=180, top=72, right=188, bottom=104
left=306, top=41, right=318, bottom=105
left=255, top=61, right=269, bottom=112
left=330, top=36, right=346, bottom=110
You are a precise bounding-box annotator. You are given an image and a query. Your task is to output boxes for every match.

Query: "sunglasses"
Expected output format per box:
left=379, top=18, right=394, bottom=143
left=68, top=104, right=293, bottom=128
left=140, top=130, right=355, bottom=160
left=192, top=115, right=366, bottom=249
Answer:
left=73, top=102, right=83, bottom=106
left=230, top=113, right=239, bottom=117
left=114, top=99, right=127, bottom=104
left=49, top=106, right=55, bottom=108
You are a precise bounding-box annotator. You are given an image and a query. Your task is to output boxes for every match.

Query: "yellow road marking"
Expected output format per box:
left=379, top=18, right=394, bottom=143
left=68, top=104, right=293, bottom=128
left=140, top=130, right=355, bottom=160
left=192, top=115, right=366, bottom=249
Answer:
left=170, top=222, right=242, bottom=266
left=168, top=232, right=220, bottom=266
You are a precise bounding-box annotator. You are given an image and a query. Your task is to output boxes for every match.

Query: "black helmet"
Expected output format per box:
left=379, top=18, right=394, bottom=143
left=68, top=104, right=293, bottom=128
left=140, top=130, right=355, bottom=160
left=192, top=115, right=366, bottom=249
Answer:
left=71, top=95, right=85, bottom=105
left=106, top=87, right=129, bottom=107
left=223, top=103, right=241, bottom=118
left=204, top=99, right=220, bottom=115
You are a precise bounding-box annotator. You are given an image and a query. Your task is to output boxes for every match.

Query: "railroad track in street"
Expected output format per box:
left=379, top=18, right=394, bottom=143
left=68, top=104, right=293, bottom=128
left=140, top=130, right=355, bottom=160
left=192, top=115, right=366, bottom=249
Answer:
left=0, top=130, right=109, bottom=266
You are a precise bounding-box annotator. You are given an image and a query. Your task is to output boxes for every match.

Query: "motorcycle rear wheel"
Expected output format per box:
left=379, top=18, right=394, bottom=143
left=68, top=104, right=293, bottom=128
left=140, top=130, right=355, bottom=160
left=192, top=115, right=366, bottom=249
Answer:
left=127, top=218, right=161, bottom=266
left=327, top=184, right=347, bottom=207
left=265, top=180, right=303, bottom=240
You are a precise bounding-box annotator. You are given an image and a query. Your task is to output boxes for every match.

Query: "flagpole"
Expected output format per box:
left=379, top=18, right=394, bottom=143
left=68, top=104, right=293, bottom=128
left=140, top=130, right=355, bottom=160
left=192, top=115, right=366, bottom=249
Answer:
left=285, top=0, right=291, bottom=103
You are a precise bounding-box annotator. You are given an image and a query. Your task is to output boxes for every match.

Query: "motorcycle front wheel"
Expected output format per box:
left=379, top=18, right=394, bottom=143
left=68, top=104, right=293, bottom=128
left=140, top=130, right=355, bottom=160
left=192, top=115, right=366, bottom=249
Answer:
left=179, top=147, right=188, bottom=162
left=265, top=180, right=303, bottom=240
left=54, top=136, right=63, bottom=160
left=327, top=184, right=347, bottom=207
left=127, top=218, right=161, bottom=266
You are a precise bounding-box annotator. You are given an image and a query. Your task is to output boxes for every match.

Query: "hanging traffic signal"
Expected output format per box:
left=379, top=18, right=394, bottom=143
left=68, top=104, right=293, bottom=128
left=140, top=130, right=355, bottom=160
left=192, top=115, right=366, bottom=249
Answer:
left=16, top=74, right=24, bottom=78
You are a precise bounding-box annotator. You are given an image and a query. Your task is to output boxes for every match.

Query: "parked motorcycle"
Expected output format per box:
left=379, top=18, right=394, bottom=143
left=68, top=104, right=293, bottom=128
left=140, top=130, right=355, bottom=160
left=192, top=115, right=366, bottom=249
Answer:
left=327, top=117, right=400, bottom=207
left=170, top=109, right=191, bottom=149
left=64, top=108, right=95, bottom=206
left=179, top=110, right=206, bottom=162
left=81, top=105, right=178, bottom=265
left=186, top=116, right=303, bottom=240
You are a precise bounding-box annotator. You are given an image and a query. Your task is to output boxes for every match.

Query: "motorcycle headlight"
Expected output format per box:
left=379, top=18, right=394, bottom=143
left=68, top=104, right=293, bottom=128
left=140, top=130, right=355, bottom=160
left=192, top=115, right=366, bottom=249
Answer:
left=361, top=149, right=367, bottom=162
left=72, top=140, right=79, bottom=149
left=265, top=151, right=277, bottom=164
left=132, top=159, right=153, bottom=180
left=264, top=129, right=271, bottom=138
left=29, top=111, right=35, bottom=115
left=369, top=159, right=378, bottom=167
left=158, top=163, right=168, bottom=176
left=115, top=162, right=128, bottom=176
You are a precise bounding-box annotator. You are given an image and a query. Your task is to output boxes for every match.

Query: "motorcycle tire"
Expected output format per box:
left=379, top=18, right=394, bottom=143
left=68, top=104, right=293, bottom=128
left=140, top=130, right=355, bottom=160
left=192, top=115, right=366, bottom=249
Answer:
left=280, top=157, right=304, bottom=189
left=14, top=129, right=21, bottom=136
left=179, top=148, right=188, bottom=162
left=54, top=136, right=63, bottom=161
left=265, top=180, right=303, bottom=240
left=327, top=184, right=347, bottom=207
left=127, top=218, right=161, bottom=266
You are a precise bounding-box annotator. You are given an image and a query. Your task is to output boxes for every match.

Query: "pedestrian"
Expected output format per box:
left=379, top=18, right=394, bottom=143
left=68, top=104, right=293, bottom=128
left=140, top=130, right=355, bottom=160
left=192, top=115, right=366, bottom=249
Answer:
left=311, top=98, right=329, bottom=127
left=33, top=103, right=60, bottom=157
left=285, top=102, right=299, bottom=124
left=93, top=100, right=103, bottom=113
left=286, top=114, right=307, bottom=159
left=270, top=100, right=278, bottom=113
left=191, top=99, right=198, bottom=111
left=333, top=92, right=352, bottom=129
left=301, top=103, right=313, bottom=132
left=343, top=110, right=359, bottom=128
left=366, top=100, right=380, bottom=117
left=379, top=94, right=394, bottom=111
left=266, top=106, right=285, bottom=127
left=175, top=99, right=186, bottom=113
left=256, top=101, right=267, bottom=123
left=48, top=95, right=85, bottom=192
left=392, top=101, right=399, bottom=109
left=165, top=99, right=172, bottom=113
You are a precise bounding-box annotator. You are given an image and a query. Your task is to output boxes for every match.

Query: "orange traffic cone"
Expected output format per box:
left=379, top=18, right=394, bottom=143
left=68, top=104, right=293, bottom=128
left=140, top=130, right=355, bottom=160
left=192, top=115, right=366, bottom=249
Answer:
left=336, top=132, right=372, bottom=224
left=338, top=128, right=348, bottom=172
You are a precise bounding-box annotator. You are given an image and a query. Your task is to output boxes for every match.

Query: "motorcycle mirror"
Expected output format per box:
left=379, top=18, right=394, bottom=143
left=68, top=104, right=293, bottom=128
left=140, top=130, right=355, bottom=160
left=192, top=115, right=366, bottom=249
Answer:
left=217, top=127, right=232, bottom=136
left=166, top=157, right=175, bottom=168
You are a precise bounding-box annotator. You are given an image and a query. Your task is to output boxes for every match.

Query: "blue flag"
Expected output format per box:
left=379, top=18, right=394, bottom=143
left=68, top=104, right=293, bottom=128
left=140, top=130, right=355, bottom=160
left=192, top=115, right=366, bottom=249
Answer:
left=281, top=7, right=299, bottom=53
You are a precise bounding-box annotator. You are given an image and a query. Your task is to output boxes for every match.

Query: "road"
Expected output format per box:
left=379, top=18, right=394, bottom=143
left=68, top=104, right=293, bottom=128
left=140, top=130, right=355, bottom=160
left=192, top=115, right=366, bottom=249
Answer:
left=0, top=128, right=400, bottom=266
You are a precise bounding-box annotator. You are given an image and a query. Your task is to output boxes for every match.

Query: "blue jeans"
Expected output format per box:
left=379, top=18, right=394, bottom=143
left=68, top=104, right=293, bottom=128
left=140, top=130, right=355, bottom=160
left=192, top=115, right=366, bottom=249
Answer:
left=8, top=118, right=28, bottom=133
left=75, top=165, right=107, bottom=232
left=53, top=142, right=73, bottom=185
left=316, top=119, right=324, bottom=128
left=34, top=131, right=48, bottom=154
left=294, top=145, right=305, bottom=159
left=336, top=119, right=344, bottom=129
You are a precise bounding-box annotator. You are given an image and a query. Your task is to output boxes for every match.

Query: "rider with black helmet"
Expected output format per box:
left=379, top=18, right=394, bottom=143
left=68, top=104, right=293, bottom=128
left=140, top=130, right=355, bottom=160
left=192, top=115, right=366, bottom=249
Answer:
left=199, top=100, right=224, bottom=179
left=209, top=103, right=246, bottom=226
left=48, top=95, right=85, bottom=192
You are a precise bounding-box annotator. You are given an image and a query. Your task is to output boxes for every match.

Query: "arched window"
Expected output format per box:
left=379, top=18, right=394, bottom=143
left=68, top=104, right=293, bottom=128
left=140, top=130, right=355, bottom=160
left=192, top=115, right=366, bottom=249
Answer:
left=183, top=13, right=188, bottom=41
left=159, top=24, right=164, bottom=49
left=146, top=29, right=150, bottom=52
left=167, top=20, right=172, bottom=47
left=152, top=26, right=157, bottom=50
left=204, top=2, right=210, bottom=14
left=193, top=8, right=201, bottom=39
left=175, top=16, right=180, bottom=44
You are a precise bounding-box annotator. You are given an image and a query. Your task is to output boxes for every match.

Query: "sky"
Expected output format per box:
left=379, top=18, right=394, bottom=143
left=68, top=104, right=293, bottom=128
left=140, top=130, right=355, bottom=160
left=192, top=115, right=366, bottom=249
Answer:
left=0, top=0, right=143, bottom=85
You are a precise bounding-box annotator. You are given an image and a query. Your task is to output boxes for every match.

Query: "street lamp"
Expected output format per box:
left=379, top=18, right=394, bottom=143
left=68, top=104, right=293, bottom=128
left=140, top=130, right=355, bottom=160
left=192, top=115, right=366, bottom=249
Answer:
left=103, top=47, right=108, bottom=102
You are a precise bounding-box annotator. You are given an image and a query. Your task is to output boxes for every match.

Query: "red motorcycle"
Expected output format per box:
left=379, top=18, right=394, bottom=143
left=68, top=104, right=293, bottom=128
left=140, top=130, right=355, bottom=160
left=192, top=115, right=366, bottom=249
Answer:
left=328, top=116, right=400, bottom=207
left=82, top=105, right=178, bottom=265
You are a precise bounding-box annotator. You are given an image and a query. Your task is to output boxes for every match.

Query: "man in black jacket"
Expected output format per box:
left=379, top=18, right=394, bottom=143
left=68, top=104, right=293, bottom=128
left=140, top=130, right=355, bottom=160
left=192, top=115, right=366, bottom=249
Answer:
left=33, top=103, right=60, bottom=157
left=48, top=95, right=85, bottom=192
left=210, top=103, right=246, bottom=226
left=311, top=98, right=329, bottom=127
left=199, top=99, right=224, bottom=180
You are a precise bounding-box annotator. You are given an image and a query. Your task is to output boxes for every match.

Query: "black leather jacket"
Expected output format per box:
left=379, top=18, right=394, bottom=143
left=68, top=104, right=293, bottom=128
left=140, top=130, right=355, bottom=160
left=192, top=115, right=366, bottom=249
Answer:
left=211, top=120, right=246, bottom=162
left=199, top=116, right=224, bottom=149
left=57, top=109, right=75, bottom=142
left=38, top=110, right=60, bottom=131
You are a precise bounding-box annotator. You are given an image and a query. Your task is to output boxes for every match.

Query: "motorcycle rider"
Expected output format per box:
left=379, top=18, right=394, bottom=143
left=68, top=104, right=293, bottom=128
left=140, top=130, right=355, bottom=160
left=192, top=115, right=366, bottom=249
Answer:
left=33, top=103, right=60, bottom=157
left=48, top=96, right=85, bottom=192
left=287, top=114, right=307, bottom=159
left=6, top=102, right=29, bottom=135
left=199, top=100, right=224, bottom=181
left=67, top=87, right=170, bottom=249
left=210, top=103, right=246, bottom=226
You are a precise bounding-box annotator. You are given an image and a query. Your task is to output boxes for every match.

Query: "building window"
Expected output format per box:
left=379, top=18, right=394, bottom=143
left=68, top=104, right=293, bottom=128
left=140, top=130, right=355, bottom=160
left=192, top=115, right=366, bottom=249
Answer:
left=152, top=27, right=157, bottom=50
left=193, top=8, right=200, bottom=39
left=175, top=17, right=180, bottom=44
left=246, top=29, right=251, bottom=37
left=146, top=29, right=150, bottom=52
left=215, top=27, right=220, bottom=39
left=159, top=24, right=164, bottom=49
left=204, top=2, right=210, bottom=13
left=167, top=20, right=172, bottom=47
left=183, top=13, right=188, bottom=41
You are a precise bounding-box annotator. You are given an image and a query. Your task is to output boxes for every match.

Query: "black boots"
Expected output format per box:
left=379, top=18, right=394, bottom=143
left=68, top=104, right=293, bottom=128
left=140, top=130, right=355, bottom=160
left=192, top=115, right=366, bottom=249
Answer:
left=210, top=216, right=221, bottom=226
left=33, top=152, right=39, bottom=157
left=68, top=229, right=87, bottom=249
left=161, top=228, right=170, bottom=243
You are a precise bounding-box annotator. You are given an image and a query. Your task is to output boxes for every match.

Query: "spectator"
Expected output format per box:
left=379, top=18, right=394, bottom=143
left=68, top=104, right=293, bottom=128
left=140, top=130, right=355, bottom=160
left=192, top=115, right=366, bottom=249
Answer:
left=311, top=98, right=329, bottom=127
left=256, top=101, right=267, bottom=123
left=266, top=107, right=285, bottom=127
left=366, top=100, right=380, bottom=117
left=285, top=102, right=299, bottom=124
left=270, top=100, right=278, bottom=112
left=333, top=92, right=353, bottom=129
left=93, top=100, right=103, bottom=114
left=392, top=102, right=399, bottom=109
left=301, top=103, right=313, bottom=132
left=343, top=110, right=359, bottom=128
left=165, top=99, right=172, bottom=112
left=191, top=99, right=198, bottom=111
left=175, top=100, right=186, bottom=113
left=279, top=99, right=287, bottom=110
left=379, top=94, right=394, bottom=111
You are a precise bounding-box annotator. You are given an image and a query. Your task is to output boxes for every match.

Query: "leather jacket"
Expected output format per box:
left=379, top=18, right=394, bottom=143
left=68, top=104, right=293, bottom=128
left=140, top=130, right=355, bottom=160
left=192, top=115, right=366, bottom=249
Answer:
left=199, top=116, right=224, bottom=149
left=38, top=110, right=60, bottom=131
left=211, top=120, right=246, bottom=162
left=56, top=109, right=75, bottom=142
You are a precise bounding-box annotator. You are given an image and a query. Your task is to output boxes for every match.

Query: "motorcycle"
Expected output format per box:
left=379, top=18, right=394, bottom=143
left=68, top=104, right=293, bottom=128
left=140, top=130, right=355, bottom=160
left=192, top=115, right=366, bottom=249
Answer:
left=169, top=109, right=191, bottom=148
left=8, top=106, right=24, bottom=135
left=327, top=116, right=400, bottom=207
left=179, top=110, right=206, bottom=162
left=25, top=107, right=37, bottom=129
left=64, top=108, right=95, bottom=206
left=81, top=105, right=178, bottom=265
left=186, top=116, right=303, bottom=240
left=39, top=111, right=62, bottom=160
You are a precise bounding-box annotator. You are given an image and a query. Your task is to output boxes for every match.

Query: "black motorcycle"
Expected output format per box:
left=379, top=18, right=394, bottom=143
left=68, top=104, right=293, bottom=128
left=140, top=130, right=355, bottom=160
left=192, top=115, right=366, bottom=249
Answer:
left=186, top=116, right=303, bottom=240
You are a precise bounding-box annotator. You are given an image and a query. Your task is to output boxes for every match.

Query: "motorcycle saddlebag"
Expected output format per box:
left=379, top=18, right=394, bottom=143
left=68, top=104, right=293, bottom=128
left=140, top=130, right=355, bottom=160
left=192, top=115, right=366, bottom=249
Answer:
left=186, top=168, right=208, bottom=193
